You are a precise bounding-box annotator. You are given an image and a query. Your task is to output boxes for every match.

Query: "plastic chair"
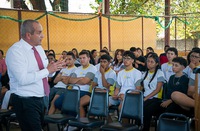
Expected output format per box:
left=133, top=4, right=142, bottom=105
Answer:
left=157, top=113, right=190, bottom=131
left=101, top=89, right=143, bottom=131
left=44, top=86, right=80, bottom=131
left=68, top=87, right=109, bottom=130
left=0, top=93, right=15, bottom=131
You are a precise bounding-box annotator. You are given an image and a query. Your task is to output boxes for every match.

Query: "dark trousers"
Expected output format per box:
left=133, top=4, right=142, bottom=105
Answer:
left=143, top=98, right=162, bottom=131
left=12, top=94, right=44, bottom=131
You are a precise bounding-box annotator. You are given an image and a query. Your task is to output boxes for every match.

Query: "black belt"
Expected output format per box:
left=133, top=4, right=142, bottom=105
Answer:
left=13, top=93, right=43, bottom=100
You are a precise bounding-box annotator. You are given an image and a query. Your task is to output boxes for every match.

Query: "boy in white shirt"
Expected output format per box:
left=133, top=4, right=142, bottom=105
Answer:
left=161, top=47, right=178, bottom=82
left=48, top=51, right=77, bottom=114
left=110, top=51, right=142, bottom=110
left=80, top=54, right=116, bottom=117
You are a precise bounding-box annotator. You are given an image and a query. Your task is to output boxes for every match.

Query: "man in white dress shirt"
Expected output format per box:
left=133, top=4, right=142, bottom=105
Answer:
left=6, top=20, right=63, bottom=131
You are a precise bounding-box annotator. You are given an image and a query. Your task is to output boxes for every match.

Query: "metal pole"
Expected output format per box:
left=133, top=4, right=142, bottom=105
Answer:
left=185, top=14, right=187, bottom=56
left=142, top=17, right=144, bottom=50
left=105, top=0, right=111, bottom=51
left=175, top=17, right=177, bottom=48
left=99, top=15, right=102, bottom=50
left=18, top=10, right=22, bottom=40
left=46, top=12, right=50, bottom=50
left=165, top=0, right=170, bottom=46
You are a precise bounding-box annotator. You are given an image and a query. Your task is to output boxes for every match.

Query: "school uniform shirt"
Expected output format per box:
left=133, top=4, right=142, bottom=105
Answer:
left=142, top=69, right=165, bottom=98
left=113, top=63, right=125, bottom=72
left=6, top=39, right=49, bottom=97
left=116, top=68, right=142, bottom=95
left=72, top=64, right=97, bottom=92
left=183, top=65, right=193, bottom=78
left=188, top=66, right=200, bottom=87
left=161, top=62, right=174, bottom=82
left=93, top=68, right=116, bottom=89
left=54, top=66, right=77, bottom=88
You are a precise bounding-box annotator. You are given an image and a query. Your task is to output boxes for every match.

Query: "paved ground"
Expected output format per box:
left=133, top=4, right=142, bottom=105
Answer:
left=1, top=111, right=195, bottom=131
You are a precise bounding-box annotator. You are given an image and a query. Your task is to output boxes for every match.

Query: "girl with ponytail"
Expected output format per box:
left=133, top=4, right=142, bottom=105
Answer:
left=142, top=53, right=166, bottom=131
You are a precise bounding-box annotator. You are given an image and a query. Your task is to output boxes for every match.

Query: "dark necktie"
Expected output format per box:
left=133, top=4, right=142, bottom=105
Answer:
left=32, top=46, right=50, bottom=96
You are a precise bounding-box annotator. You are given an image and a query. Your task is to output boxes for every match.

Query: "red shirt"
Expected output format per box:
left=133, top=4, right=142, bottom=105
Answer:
left=159, top=53, right=168, bottom=65
left=0, top=59, right=7, bottom=74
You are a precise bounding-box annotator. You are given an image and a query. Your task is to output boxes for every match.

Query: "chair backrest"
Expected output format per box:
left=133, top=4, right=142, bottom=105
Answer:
left=88, top=87, right=109, bottom=118
left=157, top=113, right=189, bottom=131
left=161, top=80, right=168, bottom=100
left=119, top=89, right=143, bottom=126
left=61, top=85, right=80, bottom=118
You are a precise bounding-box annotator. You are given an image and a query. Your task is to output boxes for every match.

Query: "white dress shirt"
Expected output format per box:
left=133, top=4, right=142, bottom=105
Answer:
left=6, top=39, right=49, bottom=97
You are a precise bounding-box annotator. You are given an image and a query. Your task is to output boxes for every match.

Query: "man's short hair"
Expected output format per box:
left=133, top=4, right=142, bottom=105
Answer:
left=172, top=57, right=187, bottom=68
left=79, top=50, right=90, bottom=57
left=191, top=49, right=200, bottom=55
left=67, top=51, right=75, bottom=59
left=123, top=51, right=135, bottom=60
left=130, top=47, right=137, bottom=52
left=100, top=49, right=109, bottom=55
left=100, top=54, right=111, bottom=62
left=21, top=19, right=39, bottom=38
left=166, top=47, right=178, bottom=56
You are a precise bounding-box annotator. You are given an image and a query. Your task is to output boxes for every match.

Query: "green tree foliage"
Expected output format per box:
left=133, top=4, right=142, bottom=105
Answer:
left=91, top=0, right=200, bottom=39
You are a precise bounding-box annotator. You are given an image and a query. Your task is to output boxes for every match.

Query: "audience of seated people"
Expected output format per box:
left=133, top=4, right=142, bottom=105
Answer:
left=1, top=46, right=200, bottom=131
left=53, top=50, right=97, bottom=114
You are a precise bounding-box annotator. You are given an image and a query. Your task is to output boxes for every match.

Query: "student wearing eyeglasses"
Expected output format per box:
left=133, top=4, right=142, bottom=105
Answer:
left=109, top=51, right=142, bottom=110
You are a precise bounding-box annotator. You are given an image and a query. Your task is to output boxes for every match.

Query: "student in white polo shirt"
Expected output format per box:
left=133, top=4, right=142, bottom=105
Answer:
left=79, top=54, right=116, bottom=117
left=54, top=50, right=97, bottom=111
left=109, top=50, right=142, bottom=110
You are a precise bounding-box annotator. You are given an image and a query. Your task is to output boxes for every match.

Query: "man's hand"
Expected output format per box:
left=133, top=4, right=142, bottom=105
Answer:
left=47, top=55, right=68, bottom=73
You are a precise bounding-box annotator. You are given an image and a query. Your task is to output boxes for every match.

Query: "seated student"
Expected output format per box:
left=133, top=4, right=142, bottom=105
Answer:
left=130, top=47, right=146, bottom=73
left=72, top=48, right=80, bottom=67
left=171, top=49, right=200, bottom=113
left=160, top=57, right=189, bottom=115
left=79, top=54, right=116, bottom=117
left=161, top=47, right=178, bottom=82
left=91, top=49, right=98, bottom=65
left=109, top=51, right=142, bottom=110
left=142, top=53, right=165, bottom=131
left=95, top=49, right=110, bottom=70
left=159, top=45, right=170, bottom=65
left=111, top=49, right=125, bottom=74
left=47, top=53, right=60, bottom=88
left=54, top=50, right=97, bottom=111
left=144, top=47, right=154, bottom=58
left=183, top=47, right=200, bottom=78
left=61, top=50, right=68, bottom=60
left=48, top=51, right=77, bottom=115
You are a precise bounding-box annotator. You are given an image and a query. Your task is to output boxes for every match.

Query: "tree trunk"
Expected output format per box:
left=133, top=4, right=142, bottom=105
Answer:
left=29, top=0, right=46, bottom=10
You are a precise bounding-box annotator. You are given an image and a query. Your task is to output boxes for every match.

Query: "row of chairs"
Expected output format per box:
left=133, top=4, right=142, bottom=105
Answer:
left=44, top=87, right=143, bottom=131
left=0, top=87, right=191, bottom=131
